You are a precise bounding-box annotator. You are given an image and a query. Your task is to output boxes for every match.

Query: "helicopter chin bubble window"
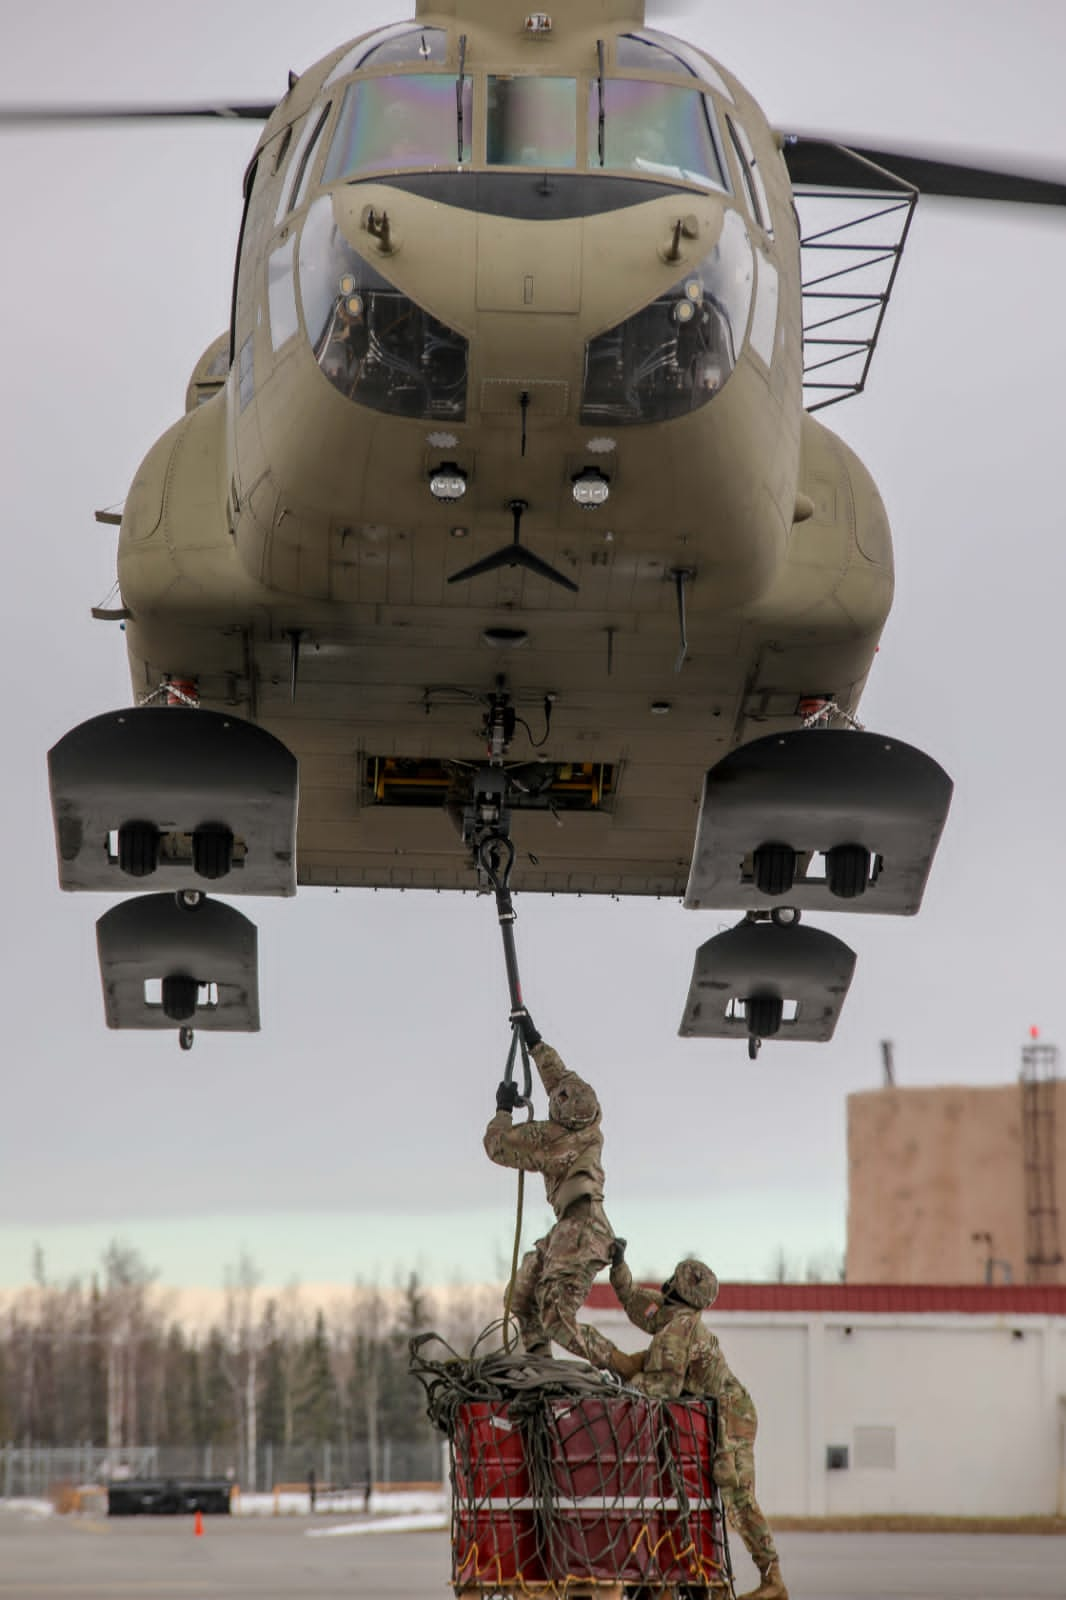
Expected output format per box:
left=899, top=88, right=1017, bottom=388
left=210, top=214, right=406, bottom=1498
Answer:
left=298, top=195, right=468, bottom=422
left=580, top=209, right=754, bottom=426
left=322, top=73, right=472, bottom=179
left=486, top=76, right=577, bottom=168
left=587, top=80, right=727, bottom=190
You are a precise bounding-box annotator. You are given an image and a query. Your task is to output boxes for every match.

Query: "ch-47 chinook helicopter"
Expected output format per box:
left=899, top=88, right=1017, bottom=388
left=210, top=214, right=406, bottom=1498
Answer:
left=36, top=0, right=1066, bottom=1054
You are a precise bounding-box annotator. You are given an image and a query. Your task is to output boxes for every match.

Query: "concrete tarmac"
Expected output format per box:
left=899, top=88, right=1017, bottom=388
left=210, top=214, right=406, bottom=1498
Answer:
left=0, top=1516, right=1063, bottom=1599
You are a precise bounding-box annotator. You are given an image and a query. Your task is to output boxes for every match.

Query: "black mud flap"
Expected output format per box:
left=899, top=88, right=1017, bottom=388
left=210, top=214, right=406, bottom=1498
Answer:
left=96, top=894, right=259, bottom=1033
left=684, top=730, right=952, bottom=916
left=48, top=708, right=298, bottom=895
left=678, top=918, right=856, bottom=1044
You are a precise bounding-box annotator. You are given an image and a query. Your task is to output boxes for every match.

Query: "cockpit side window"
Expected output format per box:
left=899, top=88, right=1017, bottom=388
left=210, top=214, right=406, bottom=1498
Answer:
left=289, top=102, right=332, bottom=213
left=726, top=116, right=772, bottom=236
left=587, top=80, right=727, bottom=191
left=275, top=114, right=315, bottom=223
left=487, top=77, right=577, bottom=168
left=322, top=74, right=471, bottom=180
left=324, top=24, right=448, bottom=86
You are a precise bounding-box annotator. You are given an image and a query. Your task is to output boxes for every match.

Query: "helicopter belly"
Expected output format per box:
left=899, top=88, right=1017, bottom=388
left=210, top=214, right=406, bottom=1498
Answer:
left=116, top=378, right=891, bottom=898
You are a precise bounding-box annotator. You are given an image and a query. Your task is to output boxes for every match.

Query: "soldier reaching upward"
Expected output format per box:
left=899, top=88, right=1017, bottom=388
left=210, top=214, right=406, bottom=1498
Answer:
left=483, top=1010, right=615, bottom=1362
left=582, top=1250, right=788, bottom=1600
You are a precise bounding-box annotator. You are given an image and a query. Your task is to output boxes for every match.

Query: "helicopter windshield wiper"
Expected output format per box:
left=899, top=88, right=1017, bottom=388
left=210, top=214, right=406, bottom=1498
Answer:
left=456, top=34, right=467, bottom=165
left=596, top=39, right=606, bottom=167
left=447, top=500, right=579, bottom=593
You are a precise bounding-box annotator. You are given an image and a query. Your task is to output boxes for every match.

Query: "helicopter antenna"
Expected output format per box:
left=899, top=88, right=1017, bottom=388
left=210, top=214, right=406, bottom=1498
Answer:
left=456, top=34, right=467, bottom=164
left=447, top=500, right=579, bottom=593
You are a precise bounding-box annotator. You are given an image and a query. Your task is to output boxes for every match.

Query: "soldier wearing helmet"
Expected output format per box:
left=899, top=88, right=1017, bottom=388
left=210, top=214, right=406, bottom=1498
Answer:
left=580, top=1248, right=788, bottom=1600
left=483, top=1010, right=616, bottom=1363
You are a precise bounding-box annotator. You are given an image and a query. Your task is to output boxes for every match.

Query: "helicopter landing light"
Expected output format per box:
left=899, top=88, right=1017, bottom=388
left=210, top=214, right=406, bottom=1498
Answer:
left=429, top=464, right=468, bottom=502
left=572, top=468, right=611, bottom=509
left=673, top=298, right=697, bottom=325
left=684, top=279, right=704, bottom=303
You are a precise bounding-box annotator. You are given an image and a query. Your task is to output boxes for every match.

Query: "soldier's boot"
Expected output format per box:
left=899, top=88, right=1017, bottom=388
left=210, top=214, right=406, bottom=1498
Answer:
left=738, top=1561, right=789, bottom=1600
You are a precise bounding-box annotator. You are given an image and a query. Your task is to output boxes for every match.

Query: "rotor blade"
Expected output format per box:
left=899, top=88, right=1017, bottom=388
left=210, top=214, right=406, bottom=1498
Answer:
left=448, top=544, right=579, bottom=593
left=0, top=102, right=275, bottom=128
left=783, top=135, right=1066, bottom=208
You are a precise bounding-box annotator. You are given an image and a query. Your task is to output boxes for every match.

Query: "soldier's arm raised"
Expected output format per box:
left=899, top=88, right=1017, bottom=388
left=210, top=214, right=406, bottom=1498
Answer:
left=611, top=1260, right=664, bottom=1334
left=530, top=1041, right=568, bottom=1094
left=483, top=1114, right=547, bottom=1172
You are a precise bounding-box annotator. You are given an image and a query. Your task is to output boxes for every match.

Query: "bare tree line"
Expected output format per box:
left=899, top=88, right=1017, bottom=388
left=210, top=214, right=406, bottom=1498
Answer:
left=0, top=1243, right=502, bottom=1489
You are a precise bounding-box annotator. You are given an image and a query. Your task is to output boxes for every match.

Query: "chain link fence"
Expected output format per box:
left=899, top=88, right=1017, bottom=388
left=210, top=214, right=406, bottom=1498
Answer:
left=1, top=1437, right=443, bottom=1500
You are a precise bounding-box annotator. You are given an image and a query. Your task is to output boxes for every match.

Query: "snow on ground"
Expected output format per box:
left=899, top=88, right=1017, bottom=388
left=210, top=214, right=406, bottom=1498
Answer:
left=233, top=1488, right=447, bottom=1518
left=307, top=1511, right=448, bottom=1538
left=0, top=1500, right=54, bottom=1519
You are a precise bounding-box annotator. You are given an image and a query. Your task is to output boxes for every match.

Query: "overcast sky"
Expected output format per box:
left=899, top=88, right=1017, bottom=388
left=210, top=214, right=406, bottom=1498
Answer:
left=2, top=1, right=1065, bottom=1300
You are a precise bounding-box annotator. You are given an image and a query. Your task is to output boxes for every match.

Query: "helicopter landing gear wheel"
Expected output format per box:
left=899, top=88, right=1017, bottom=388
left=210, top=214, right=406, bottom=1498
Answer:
left=770, top=905, right=802, bottom=927
left=192, top=825, right=234, bottom=881
left=753, top=843, right=796, bottom=897
left=826, top=843, right=871, bottom=900
left=162, top=975, right=198, bottom=1023
left=178, top=1027, right=195, bottom=1052
left=117, top=821, right=160, bottom=879
left=746, top=993, right=783, bottom=1041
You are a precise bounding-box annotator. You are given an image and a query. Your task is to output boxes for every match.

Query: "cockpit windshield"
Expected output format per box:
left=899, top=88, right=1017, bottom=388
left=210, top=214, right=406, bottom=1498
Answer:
left=324, top=25, right=448, bottom=86
left=617, top=31, right=735, bottom=102
left=486, top=77, right=577, bottom=168
left=322, top=74, right=471, bottom=181
left=588, top=81, right=727, bottom=190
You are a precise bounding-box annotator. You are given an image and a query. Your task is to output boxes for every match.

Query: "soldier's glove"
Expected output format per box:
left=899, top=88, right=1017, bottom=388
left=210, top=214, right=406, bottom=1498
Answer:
left=610, top=1347, right=646, bottom=1383
left=495, top=1080, right=521, bottom=1114
left=609, top=1237, right=627, bottom=1268
left=509, top=1007, right=542, bottom=1050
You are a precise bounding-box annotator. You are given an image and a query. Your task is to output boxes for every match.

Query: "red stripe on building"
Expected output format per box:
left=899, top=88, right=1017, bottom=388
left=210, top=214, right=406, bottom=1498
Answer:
left=584, top=1282, right=1066, bottom=1315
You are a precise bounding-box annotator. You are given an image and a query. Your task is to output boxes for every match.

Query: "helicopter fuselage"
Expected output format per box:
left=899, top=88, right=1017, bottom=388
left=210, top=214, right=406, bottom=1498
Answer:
left=115, top=4, right=894, bottom=895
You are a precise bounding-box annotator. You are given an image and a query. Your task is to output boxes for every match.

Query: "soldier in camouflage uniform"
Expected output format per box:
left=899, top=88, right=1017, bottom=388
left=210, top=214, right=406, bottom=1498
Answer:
left=483, top=1009, right=615, bottom=1362
left=581, top=1252, right=788, bottom=1600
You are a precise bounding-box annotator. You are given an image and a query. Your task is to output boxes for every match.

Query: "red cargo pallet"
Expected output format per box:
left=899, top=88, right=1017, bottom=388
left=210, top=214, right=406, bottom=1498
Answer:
left=451, top=1394, right=726, bottom=1594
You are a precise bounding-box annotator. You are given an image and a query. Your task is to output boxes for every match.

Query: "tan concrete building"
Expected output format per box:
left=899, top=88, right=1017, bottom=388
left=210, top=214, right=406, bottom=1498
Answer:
left=846, top=1079, right=1066, bottom=1284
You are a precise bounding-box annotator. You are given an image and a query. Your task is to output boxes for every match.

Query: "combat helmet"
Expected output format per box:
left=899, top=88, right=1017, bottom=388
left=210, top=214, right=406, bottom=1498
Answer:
left=548, top=1075, right=600, bottom=1130
left=666, top=1258, right=719, bottom=1310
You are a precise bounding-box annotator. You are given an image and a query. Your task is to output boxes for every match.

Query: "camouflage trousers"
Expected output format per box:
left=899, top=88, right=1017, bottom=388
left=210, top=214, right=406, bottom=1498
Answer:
left=510, top=1200, right=614, bottom=1361
left=715, top=1392, right=778, bottom=1575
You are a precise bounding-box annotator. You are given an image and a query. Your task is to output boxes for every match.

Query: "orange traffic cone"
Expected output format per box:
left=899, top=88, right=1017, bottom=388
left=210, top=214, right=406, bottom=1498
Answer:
left=194, top=1509, right=204, bottom=1537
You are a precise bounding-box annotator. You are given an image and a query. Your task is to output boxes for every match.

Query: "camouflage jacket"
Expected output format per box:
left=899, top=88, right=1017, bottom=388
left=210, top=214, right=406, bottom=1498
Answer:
left=483, top=1042, right=606, bottom=1216
left=610, top=1261, right=751, bottom=1418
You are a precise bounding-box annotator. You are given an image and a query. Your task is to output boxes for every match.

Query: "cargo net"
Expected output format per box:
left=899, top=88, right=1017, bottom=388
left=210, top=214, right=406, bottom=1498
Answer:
left=412, top=1329, right=731, bottom=1596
